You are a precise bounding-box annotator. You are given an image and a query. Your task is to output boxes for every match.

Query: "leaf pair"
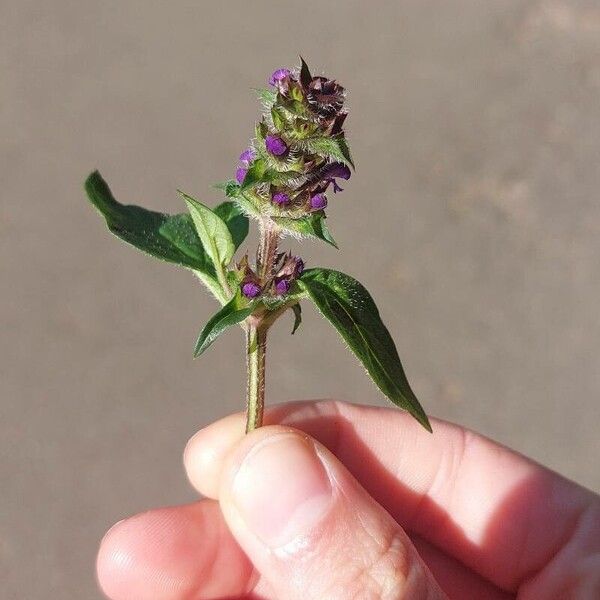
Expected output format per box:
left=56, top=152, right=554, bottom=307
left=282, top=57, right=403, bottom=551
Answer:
left=85, top=171, right=249, bottom=301
left=85, top=172, right=430, bottom=431
left=193, top=264, right=431, bottom=432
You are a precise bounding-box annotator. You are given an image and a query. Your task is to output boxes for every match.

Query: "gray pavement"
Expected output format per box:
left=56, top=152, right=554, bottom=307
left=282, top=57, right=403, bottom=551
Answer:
left=2, top=1, right=600, bottom=597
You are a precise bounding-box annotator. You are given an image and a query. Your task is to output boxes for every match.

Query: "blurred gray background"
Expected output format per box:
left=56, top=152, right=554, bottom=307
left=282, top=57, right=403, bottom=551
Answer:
left=2, top=0, right=600, bottom=597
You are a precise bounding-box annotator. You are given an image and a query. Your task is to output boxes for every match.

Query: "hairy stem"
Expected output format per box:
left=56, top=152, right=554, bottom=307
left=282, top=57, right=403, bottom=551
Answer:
left=245, top=322, right=267, bottom=432
left=257, top=218, right=280, bottom=281
left=245, top=218, right=280, bottom=432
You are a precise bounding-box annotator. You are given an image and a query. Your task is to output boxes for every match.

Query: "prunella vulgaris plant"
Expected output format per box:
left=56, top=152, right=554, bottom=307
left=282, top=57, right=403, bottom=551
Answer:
left=84, top=57, right=430, bottom=433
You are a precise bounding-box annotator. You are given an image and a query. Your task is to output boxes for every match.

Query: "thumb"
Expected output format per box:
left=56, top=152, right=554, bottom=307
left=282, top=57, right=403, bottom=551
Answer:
left=218, top=426, right=446, bottom=600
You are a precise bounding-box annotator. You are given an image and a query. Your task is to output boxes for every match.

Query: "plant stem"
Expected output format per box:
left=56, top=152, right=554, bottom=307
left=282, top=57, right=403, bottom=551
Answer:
left=245, top=218, right=280, bottom=432
left=257, top=218, right=280, bottom=281
left=245, top=322, right=266, bottom=432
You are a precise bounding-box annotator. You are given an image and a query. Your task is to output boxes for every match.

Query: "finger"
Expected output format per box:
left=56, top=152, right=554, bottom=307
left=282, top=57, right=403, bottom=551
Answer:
left=185, top=400, right=599, bottom=593
left=186, top=409, right=510, bottom=599
left=411, top=536, right=512, bottom=600
left=218, top=425, right=446, bottom=600
left=96, top=500, right=257, bottom=600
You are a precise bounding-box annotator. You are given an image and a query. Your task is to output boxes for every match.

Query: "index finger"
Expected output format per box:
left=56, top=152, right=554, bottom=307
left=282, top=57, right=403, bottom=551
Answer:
left=184, top=400, right=600, bottom=594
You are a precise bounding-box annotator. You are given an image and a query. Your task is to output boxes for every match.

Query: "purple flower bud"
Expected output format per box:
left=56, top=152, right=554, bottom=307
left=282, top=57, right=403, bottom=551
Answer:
left=310, top=193, right=327, bottom=210
left=274, top=278, right=291, bottom=295
left=235, top=167, right=247, bottom=184
left=294, top=257, right=305, bottom=276
left=269, top=68, right=291, bottom=86
left=271, top=191, right=290, bottom=205
left=241, top=281, right=261, bottom=298
left=239, top=148, right=256, bottom=164
left=265, top=135, right=288, bottom=156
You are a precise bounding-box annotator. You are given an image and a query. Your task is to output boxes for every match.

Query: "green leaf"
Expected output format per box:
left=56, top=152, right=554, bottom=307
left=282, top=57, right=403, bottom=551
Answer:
left=84, top=171, right=214, bottom=274
left=219, top=180, right=241, bottom=199
left=178, top=191, right=235, bottom=267
left=256, top=120, right=269, bottom=141
left=234, top=192, right=263, bottom=219
left=272, top=212, right=338, bottom=249
left=241, top=158, right=267, bottom=189
left=304, top=135, right=355, bottom=169
left=253, top=87, right=277, bottom=107
left=214, top=201, right=249, bottom=251
left=291, top=303, right=302, bottom=334
left=298, top=268, right=431, bottom=432
left=271, top=107, right=286, bottom=131
left=194, top=293, right=255, bottom=357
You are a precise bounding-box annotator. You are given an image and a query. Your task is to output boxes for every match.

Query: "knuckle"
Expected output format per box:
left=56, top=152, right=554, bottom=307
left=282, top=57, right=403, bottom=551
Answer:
left=333, top=531, right=416, bottom=600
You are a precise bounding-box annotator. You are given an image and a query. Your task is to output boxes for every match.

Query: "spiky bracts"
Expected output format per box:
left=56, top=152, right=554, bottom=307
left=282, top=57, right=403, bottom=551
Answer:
left=230, top=57, right=353, bottom=220
left=228, top=58, right=353, bottom=300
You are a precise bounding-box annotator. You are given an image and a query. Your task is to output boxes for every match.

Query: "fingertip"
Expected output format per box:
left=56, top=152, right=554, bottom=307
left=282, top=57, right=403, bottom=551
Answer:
left=96, top=502, right=254, bottom=600
left=97, top=505, right=201, bottom=600
left=184, top=413, right=246, bottom=498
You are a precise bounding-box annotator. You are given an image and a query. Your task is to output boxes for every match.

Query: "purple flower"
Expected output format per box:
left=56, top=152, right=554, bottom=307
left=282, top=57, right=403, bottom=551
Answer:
left=269, top=68, right=291, bottom=86
left=265, top=135, right=288, bottom=156
left=271, top=190, right=290, bottom=205
left=241, top=281, right=261, bottom=298
left=315, top=162, right=351, bottom=193
left=239, top=148, right=256, bottom=164
left=235, top=167, right=247, bottom=184
left=310, top=193, right=327, bottom=210
left=274, top=278, right=291, bottom=295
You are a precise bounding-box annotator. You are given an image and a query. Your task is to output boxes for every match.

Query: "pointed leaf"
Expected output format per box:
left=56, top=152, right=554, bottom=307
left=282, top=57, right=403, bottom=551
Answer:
left=214, top=201, right=249, bottom=251
left=194, top=293, right=255, bottom=357
left=84, top=171, right=214, bottom=274
left=271, top=107, right=286, bottom=131
left=241, top=158, right=267, bottom=189
left=298, top=268, right=431, bottom=431
left=178, top=191, right=235, bottom=267
left=272, top=212, right=338, bottom=248
left=299, top=56, right=312, bottom=88
left=304, top=135, right=354, bottom=169
left=253, top=87, right=277, bottom=107
left=291, top=303, right=302, bottom=334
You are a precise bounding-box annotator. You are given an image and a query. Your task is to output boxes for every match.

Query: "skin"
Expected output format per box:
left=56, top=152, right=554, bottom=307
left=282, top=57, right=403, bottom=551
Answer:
left=97, top=400, right=600, bottom=599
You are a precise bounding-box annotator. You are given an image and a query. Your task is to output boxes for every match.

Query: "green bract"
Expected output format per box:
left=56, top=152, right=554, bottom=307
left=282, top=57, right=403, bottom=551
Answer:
left=84, top=58, right=431, bottom=433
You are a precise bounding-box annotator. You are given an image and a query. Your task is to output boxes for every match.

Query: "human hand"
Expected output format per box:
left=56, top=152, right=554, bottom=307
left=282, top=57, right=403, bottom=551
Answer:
left=97, top=400, right=600, bottom=599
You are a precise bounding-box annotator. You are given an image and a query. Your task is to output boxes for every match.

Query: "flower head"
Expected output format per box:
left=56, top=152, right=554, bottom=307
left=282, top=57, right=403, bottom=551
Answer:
left=232, top=59, right=352, bottom=219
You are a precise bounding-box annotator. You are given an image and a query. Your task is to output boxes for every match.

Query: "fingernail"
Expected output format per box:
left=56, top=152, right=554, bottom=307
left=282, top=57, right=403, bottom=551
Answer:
left=231, top=433, right=333, bottom=548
